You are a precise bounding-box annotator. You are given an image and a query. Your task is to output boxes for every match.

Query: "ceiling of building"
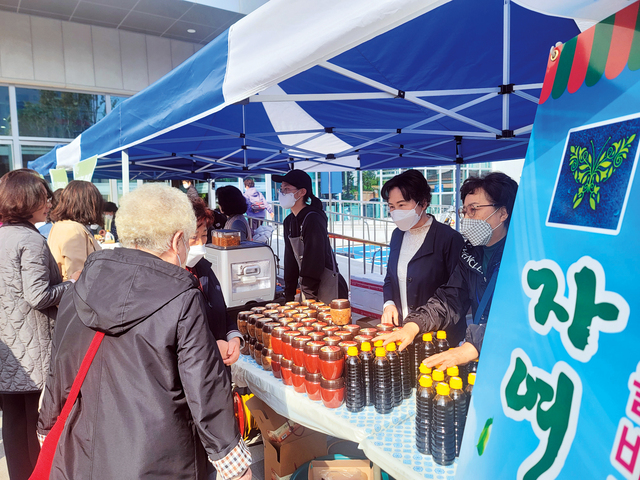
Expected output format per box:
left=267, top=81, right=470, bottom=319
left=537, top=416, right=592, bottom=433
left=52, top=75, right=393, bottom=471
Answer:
left=0, top=0, right=249, bottom=44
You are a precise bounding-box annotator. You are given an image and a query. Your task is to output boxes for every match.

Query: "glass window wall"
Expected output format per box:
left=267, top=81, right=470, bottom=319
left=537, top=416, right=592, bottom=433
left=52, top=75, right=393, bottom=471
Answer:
left=0, top=87, right=10, bottom=136
left=0, top=144, right=13, bottom=178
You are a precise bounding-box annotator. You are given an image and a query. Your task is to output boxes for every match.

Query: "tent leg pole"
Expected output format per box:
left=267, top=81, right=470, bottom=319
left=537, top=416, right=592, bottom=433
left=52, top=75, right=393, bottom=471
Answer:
left=455, top=163, right=461, bottom=232
left=122, top=149, right=130, bottom=195
left=503, top=0, right=511, bottom=131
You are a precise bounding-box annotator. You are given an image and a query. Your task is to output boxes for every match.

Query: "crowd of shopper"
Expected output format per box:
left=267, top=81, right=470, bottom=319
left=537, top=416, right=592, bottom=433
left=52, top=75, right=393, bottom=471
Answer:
left=0, top=167, right=517, bottom=480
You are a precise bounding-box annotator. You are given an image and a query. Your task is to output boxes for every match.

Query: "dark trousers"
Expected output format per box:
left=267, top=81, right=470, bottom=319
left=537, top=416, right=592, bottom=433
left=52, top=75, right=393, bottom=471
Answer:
left=1, top=392, right=41, bottom=480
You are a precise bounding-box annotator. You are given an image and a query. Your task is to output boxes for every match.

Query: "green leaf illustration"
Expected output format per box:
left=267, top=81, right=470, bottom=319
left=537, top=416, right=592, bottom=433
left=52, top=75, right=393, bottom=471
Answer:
left=569, top=134, right=635, bottom=211
left=477, top=417, right=494, bottom=456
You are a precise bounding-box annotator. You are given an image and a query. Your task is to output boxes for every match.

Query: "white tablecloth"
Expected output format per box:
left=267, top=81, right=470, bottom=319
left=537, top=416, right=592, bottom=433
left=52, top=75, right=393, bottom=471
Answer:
left=232, top=354, right=458, bottom=478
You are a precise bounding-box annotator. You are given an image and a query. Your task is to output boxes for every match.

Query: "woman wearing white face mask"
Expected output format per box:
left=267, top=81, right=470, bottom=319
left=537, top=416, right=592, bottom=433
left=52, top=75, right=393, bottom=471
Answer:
left=186, top=196, right=243, bottom=369
left=376, top=172, right=518, bottom=371
left=274, top=170, right=349, bottom=303
left=381, top=170, right=465, bottom=342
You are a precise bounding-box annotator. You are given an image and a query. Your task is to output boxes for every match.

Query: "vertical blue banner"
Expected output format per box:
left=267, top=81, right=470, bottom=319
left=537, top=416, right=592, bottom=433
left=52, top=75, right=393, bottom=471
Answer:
left=456, top=4, right=640, bottom=479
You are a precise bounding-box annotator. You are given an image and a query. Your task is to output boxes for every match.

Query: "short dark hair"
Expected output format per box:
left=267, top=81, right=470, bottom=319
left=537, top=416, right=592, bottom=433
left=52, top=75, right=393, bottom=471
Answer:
left=216, top=185, right=247, bottom=216
left=461, top=172, right=518, bottom=227
left=51, top=180, right=104, bottom=225
left=104, top=201, right=118, bottom=213
left=0, top=170, right=53, bottom=224
left=380, top=169, right=432, bottom=207
left=244, top=177, right=255, bottom=188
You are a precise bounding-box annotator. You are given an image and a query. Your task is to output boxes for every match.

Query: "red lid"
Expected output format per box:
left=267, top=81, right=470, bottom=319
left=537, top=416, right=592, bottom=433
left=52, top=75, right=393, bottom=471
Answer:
left=292, top=364, right=306, bottom=376
left=292, top=335, right=312, bottom=349
left=319, top=345, right=343, bottom=360
left=321, top=376, right=345, bottom=389
left=304, top=340, right=326, bottom=354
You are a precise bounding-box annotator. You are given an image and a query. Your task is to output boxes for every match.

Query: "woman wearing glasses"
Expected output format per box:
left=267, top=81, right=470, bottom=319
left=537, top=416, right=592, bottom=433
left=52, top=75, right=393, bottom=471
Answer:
left=380, top=170, right=465, bottom=344
left=275, top=169, right=348, bottom=303
left=377, top=172, right=518, bottom=369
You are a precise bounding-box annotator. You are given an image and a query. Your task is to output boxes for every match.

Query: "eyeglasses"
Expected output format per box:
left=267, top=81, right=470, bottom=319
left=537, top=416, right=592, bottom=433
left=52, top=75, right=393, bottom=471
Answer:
left=279, top=187, right=299, bottom=194
left=458, top=203, right=498, bottom=219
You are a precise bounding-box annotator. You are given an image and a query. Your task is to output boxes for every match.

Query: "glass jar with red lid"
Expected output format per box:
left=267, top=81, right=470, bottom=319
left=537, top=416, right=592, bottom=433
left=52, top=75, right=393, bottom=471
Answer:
left=248, top=314, right=263, bottom=339
left=305, top=372, right=323, bottom=401
left=317, top=312, right=332, bottom=323
left=255, top=318, right=267, bottom=343
left=321, top=377, right=345, bottom=408
left=292, top=313, right=307, bottom=321
left=291, top=335, right=311, bottom=367
left=291, top=365, right=307, bottom=393
left=354, top=334, right=373, bottom=347
left=280, top=358, right=294, bottom=385
left=312, top=321, right=328, bottom=332
left=343, top=324, right=361, bottom=336
left=323, top=335, right=341, bottom=347
left=308, top=331, right=325, bottom=342
left=305, top=310, right=318, bottom=319
left=339, top=340, right=358, bottom=357
left=303, top=340, right=325, bottom=374
left=262, top=348, right=272, bottom=371
left=271, top=353, right=283, bottom=379
left=276, top=305, right=290, bottom=314
left=334, top=330, right=353, bottom=342
left=317, top=305, right=331, bottom=313
left=283, top=309, right=298, bottom=318
left=301, top=299, right=317, bottom=307
left=359, top=327, right=379, bottom=337
left=279, top=317, right=294, bottom=327
left=330, top=299, right=351, bottom=326
left=282, top=331, right=302, bottom=360
left=298, top=326, right=314, bottom=337
left=311, top=302, right=326, bottom=311
left=376, top=323, right=394, bottom=333
left=262, top=322, right=280, bottom=350
left=237, top=311, right=252, bottom=335
left=270, top=326, right=291, bottom=355
left=319, top=345, right=344, bottom=379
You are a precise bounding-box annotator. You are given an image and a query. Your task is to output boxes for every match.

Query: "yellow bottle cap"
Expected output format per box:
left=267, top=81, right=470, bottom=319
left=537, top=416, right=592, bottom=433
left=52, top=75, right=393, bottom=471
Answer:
left=436, top=383, right=450, bottom=396
left=419, top=375, right=433, bottom=388
left=396, top=341, right=402, bottom=346
left=375, top=347, right=386, bottom=357
left=419, top=363, right=432, bottom=375
left=468, top=373, right=476, bottom=385
left=361, top=341, right=371, bottom=352
left=347, top=346, right=359, bottom=356
left=436, top=330, right=447, bottom=340
left=432, top=369, right=445, bottom=382
left=386, top=342, right=396, bottom=352
left=450, top=377, right=463, bottom=390
left=446, top=366, right=459, bottom=377
left=423, top=333, right=433, bottom=342
left=374, top=340, right=384, bottom=347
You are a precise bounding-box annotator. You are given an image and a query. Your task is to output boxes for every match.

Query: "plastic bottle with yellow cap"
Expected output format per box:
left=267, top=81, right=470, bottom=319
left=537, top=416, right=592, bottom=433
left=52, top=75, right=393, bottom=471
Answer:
left=445, top=365, right=459, bottom=385
left=359, top=342, right=374, bottom=406
left=418, top=362, right=433, bottom=385
left=449, top=376, right=467, bottom=457
left=416, top=375, right=435, bottom=455
left=345, top=346, right=364, bottom=413
left=396, top=341, right=412, bottom=399
left=435, top=330, right=450, bottom=353
left=385, top=342, right=402, bottom=407
left=373, top=347, right=393, bottom=414
left=431, top=382, right=455, bottom=466
left=432, top=368, right=446, bottom=387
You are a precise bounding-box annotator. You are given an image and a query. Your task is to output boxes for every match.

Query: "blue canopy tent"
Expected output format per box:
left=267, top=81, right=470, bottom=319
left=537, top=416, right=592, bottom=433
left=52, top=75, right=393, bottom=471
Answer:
left=30, top=0, right=616, bottom=182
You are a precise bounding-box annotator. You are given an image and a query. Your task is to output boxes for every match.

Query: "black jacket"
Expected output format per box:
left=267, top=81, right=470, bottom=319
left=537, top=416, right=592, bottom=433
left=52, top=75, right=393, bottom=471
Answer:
left=283, top=206, right=348, bottom=302
left=405, top=238, right=506, bottom=353
left=189, top=257, right=238, bottom=341
left=38, top=248, right=240, bottom=479
left=384, top=218, right=465, bottom=337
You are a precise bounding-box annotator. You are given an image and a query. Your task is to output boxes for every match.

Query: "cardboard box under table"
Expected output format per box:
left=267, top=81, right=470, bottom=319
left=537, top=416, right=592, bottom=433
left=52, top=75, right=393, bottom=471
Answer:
left=247, top=396, right=327, bottom=480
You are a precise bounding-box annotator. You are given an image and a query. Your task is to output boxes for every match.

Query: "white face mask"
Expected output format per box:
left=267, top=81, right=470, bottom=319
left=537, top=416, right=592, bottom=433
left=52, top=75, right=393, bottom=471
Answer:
left=460, top=208, right=502, bottom=246
left=278, top=190, right=299, bottom=210
left=390, top=204, right=422, bottom=231
left=186, top=244, right=206, bottom=268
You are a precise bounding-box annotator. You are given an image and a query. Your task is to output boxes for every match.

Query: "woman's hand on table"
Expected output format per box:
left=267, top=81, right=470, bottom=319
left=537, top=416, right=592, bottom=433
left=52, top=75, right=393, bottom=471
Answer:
left=423, top=342, right=479, bottom=371
left=374, top=322, right=420, bottom=351
left=217, top=338, right=241, bottom=366
left=381, top=304, right=399, bottom=326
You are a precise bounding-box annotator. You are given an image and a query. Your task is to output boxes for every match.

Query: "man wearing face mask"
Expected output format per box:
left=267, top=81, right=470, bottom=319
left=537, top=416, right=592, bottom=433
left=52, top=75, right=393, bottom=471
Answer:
left=376, top=172, right=518, bottom=369
left=380, top=170, right=465, bottom=345
left=275, top=170, right=349, bottom=303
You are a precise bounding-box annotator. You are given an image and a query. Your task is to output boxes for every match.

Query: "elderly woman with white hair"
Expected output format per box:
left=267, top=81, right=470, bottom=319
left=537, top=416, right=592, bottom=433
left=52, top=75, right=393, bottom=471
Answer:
left=37, top=184, right=251, bottom=480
